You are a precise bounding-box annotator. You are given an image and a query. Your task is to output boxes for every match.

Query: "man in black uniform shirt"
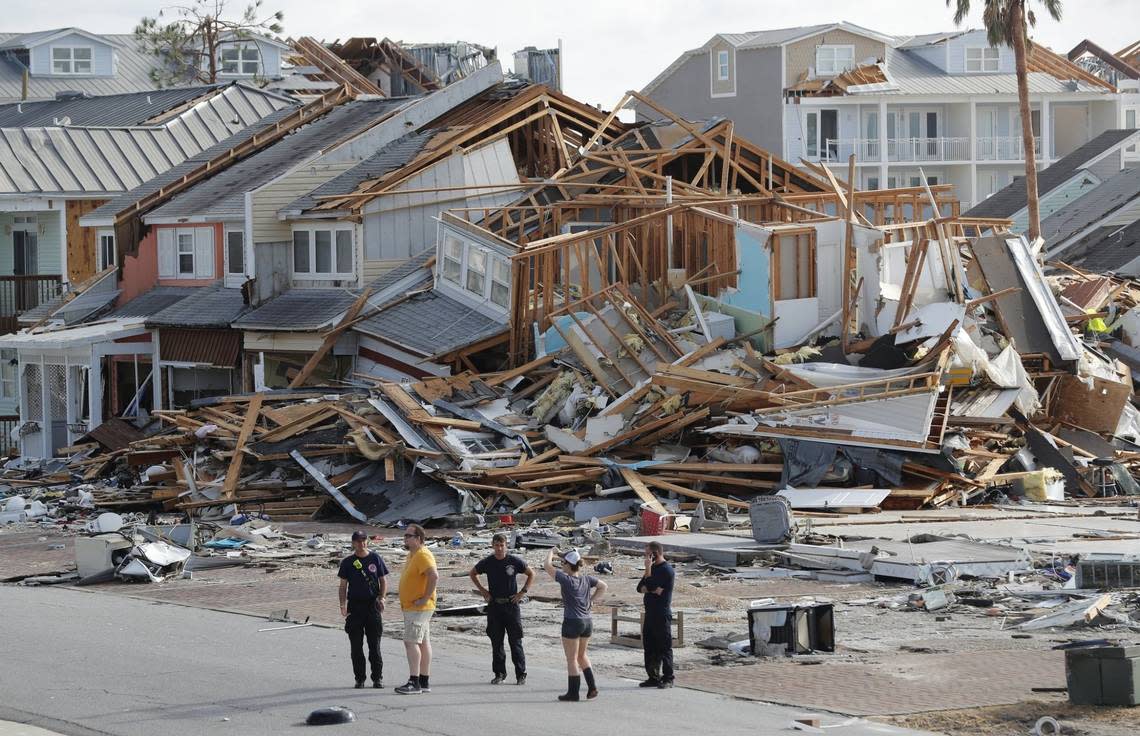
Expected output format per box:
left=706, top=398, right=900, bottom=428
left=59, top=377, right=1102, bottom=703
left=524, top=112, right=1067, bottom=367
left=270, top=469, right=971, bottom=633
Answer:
left=469, top=533, right=536, bottom=685
left=338, top=530, right=389, bottom=688
left=636, top=540, right=676, bottom=689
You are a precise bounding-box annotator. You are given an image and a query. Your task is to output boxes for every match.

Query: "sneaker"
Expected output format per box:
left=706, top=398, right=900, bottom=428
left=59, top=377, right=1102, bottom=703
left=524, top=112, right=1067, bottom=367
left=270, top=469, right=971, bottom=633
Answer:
left=354, top=680, right=365, bottom=689
left=491, top=675, right=506, bottom=685
left=418, top=677, right=431, bottom=693
left=372, top=679, right=384, bottom=689
left=638, top=679, right=661, bottom=688
left=657, top=680, right=674, bottom=689
left=394, top=680, right=422, bottom=695
left=516, top=674, right=527, bottom=686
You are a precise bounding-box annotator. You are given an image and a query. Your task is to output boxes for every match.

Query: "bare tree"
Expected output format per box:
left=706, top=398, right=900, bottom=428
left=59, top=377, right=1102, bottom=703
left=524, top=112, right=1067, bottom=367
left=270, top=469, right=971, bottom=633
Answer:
left=135, top=0, right=285, bottom=86
left=947, top=0, right=1062, bottom=241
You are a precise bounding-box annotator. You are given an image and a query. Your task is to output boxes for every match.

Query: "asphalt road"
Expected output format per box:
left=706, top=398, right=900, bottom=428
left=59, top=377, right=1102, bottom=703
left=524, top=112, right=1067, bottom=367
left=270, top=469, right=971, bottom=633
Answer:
left=0, top=586, right=935, bottom=736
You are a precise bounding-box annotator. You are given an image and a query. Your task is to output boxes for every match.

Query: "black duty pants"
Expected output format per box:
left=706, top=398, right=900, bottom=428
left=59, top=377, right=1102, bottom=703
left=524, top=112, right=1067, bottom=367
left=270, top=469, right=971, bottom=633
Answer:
left=642, top=612, right=674, bottom=682
left=487, top=602, right=526, bottom=677
left=345, top=598, right=383, bottom=683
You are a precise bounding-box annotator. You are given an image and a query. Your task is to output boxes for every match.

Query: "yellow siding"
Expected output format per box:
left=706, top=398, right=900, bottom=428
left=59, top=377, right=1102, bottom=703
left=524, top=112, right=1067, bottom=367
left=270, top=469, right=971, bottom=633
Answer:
left=785, top=30, right=886, bottom=86
left=243, top=330, right=324, bottom=352
left=250, top=162, right=356, bottom=243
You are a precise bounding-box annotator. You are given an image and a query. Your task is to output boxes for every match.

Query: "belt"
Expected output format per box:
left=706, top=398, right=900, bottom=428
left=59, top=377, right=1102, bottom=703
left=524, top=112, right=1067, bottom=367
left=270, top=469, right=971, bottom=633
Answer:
left=492, top=597, right=516, bottom=604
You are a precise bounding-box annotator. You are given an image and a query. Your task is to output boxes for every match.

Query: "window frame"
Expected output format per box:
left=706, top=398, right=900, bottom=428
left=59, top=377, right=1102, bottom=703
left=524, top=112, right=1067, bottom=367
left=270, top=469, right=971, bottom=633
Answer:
left=716, top=50, right=729, bottom=81
left=1124, top=108, right=1138, bottom=156
left=490, top=258, right=510, bottom=308
left=176, top=232, right=195, bottom=277
left=465, top=247, right=487, bottom=296
left=96, top=229, right=115, bottom=271
left=225, top=228, right=244, bottom=275
left=771, top=228, right=817, bottom=301
left=218, top=44, right=262, bottom=76
left=51, top=46, right=93, bottom=75
left=815, top=45, right=854, bottom=76
left=290, top=224, right=355, bottom=280
left=435, top=230, right=512, bottom=313
left=965, top=46, right=1000, bottom=73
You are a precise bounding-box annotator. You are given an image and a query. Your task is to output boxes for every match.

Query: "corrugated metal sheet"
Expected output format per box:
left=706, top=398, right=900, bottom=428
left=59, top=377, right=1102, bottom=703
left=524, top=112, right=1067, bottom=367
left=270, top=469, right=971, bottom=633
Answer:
left=879, top=47, right=1111, bottom=96
left=159, top=328, right=241, bottom=367
left=0, top=84, right=296, bottom=195
left=0, top=86, right=226, bottom=128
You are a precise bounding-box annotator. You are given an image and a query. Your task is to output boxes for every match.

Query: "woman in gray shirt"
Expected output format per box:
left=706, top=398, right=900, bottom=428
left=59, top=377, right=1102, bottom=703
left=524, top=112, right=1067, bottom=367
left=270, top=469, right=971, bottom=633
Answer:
left=544, top=548, right=607, bottom=701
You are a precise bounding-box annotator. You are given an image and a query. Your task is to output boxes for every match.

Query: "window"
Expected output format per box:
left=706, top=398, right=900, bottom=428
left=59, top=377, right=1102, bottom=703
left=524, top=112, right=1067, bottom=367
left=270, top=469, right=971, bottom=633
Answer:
left=51, top=47, right=92, bottom=74
left=292, top=226, right=353, bottom=279
left=866, top=176, right=880, bottom=190
left=490, top=258, right=510, bottom=308
left=220, top=45, right=261, bottom=75
left=97, top=230, right=115, bottom=271
left=772, top=229, right=816, bottom=300
left=157, top=227, right=213, bottom=279
left=292, top=231, right=310, bottom=273
left=965, top=47, right=1000, bottom=73
left=717, top=50, right=729, bottom=81
left=466, top=248, right=487, bottom=296
left=442, top=236, right=462, bottom=284
left=0, top=349, right=16, bottom=402
left=805, top=111, right=818, bottom=158
left=815, top=45, right=854, bottom=75
left=226, top=230, right=244, bottom=274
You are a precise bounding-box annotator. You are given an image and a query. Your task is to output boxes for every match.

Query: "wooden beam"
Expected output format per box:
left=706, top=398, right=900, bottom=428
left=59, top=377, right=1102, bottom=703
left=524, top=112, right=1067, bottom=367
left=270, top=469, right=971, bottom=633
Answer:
left=222, top=393, right=264, bottom=500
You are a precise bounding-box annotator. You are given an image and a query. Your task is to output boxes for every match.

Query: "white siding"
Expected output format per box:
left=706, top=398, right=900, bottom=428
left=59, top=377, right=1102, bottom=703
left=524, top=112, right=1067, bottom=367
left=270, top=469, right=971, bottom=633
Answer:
left=908, top=43, right=947, bottom=72
left=30, top=33, right=115, bottom=77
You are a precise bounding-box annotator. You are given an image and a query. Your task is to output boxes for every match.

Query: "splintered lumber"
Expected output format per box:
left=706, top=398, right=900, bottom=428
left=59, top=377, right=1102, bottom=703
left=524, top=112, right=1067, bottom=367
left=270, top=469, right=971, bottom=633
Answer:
left=619, top=468, right=669, bottom=515
left=289, top=289, right=372, bottom=388
left=256, top=406, right=337, bottom=444
left=640, top=475, right=749, bottom=510
left=223, top=393, right=263, bottom=499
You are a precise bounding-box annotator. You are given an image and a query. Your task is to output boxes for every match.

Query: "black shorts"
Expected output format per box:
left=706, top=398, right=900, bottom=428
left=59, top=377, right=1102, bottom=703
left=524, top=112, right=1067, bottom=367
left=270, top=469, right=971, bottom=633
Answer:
left=561, top=618, right=593, bottom=639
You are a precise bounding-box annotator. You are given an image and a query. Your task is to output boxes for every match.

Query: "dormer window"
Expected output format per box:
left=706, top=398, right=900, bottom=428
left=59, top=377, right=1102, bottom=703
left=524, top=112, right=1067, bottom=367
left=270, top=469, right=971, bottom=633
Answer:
left=220, top=45, right=261, bottom=75
left=815, top=45, right=854, bottom=76
left=52, top=47, right=92, bottom=74
left=966, top=47, right=1000, bottom=73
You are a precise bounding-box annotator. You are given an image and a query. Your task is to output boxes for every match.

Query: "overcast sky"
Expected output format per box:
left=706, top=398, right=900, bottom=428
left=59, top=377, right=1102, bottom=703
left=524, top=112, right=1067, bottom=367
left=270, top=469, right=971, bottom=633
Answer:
left=12, top=0, right=1137, bottom=107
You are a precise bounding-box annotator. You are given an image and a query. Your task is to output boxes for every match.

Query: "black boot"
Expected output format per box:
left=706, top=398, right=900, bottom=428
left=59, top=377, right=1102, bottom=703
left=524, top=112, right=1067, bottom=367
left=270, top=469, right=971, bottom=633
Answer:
left=583, top=667, right=598, bottom=700
left=558, top=675, right=581, bottom=702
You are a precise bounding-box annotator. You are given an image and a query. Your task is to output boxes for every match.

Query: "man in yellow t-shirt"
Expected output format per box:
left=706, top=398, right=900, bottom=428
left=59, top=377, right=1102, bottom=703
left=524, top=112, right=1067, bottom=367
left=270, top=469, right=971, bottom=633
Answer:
left=394, top=524, right=438, bottom=695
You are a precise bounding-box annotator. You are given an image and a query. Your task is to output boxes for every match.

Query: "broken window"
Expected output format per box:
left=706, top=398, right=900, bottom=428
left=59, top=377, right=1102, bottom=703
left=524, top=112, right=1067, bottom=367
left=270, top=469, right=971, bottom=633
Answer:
left=490, top=257, right=510, bottom=308
left=466, top=247, right=486, bottom=296
left=815, top=45, right=853, bottom=75
left=460, top=436, right=501, bottom=453
left=442, top=236, right=463, bottom=284
left=51, top=46, right=92, bottom=74
left=965, top=46, right=1000, bottom=73
left=772, top=228, right=816, bottom=301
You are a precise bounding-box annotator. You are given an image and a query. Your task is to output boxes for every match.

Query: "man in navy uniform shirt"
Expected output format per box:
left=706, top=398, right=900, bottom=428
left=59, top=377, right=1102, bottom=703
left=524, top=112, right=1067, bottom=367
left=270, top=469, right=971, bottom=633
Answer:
left=469, top=533, right=536, bottom=685
left=338, top=530, right=389, bottom=688
left=636, top=540, right=675, bottom=689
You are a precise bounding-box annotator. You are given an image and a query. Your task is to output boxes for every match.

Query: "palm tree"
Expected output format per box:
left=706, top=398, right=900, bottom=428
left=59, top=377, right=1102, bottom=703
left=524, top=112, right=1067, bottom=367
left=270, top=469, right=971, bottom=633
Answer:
left=947, top=1, right=1062, bottom=242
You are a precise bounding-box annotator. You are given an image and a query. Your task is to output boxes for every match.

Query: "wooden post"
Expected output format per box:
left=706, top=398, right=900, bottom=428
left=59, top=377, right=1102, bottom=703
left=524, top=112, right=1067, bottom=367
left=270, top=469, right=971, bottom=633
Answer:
left=222, top=392, right=263, bottom=499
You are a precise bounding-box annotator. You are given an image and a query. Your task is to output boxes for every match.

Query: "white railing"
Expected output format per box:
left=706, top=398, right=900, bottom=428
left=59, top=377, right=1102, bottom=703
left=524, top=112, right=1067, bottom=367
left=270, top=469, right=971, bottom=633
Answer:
left=888, top=137, right=971, bottom=162
left=822, top=138, right=882, bottom=162
left=975, top=136, right=1044, bottom=161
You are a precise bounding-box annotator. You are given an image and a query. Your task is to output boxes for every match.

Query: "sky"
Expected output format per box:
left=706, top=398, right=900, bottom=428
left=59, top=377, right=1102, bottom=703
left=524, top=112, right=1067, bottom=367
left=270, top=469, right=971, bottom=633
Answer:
left=10, top=0, right=1139, bottom=108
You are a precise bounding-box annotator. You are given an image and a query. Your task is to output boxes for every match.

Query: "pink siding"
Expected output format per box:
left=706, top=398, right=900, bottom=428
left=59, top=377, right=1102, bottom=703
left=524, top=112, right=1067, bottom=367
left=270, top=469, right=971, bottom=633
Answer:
left=117, top=223, right=226, bottom=306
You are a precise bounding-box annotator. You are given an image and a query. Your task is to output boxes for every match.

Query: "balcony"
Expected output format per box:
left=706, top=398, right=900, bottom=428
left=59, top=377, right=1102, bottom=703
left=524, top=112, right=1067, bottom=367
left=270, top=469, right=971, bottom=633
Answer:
left=0, top=274, right=63, bottom=334
left=975, top=136, right=1045, bottom=161
left=822, top=137, right=972, bottom=163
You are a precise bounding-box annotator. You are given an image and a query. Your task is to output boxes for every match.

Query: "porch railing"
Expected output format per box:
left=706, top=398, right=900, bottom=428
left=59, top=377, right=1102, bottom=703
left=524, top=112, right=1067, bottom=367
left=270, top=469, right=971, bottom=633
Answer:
left=0, top=274, right=63, bottom=334
left=888, top=137, right=971, bottom=162
left=976, top=136, right=1044, bottom=161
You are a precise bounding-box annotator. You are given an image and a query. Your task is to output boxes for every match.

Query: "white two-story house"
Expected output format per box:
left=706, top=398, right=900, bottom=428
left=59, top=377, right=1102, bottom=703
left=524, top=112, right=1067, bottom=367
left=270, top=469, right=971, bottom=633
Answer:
left=637, top=23, right=1136, bottom=207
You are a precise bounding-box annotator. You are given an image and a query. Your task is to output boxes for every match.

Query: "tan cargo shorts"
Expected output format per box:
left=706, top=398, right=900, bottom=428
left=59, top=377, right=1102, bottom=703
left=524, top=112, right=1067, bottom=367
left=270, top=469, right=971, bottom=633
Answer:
left=403, top=610, right=433, bottom=643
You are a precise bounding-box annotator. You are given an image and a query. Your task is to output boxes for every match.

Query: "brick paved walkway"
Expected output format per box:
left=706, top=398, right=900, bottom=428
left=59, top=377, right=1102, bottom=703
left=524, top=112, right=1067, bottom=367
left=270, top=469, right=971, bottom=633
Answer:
left=679, top=649, right=1066, bottom=716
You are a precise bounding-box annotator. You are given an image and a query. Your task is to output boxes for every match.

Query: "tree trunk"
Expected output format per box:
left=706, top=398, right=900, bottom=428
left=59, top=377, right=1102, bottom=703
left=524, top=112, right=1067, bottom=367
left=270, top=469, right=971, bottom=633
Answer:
left=1011, top=0, right=1041, bottom=242
left=206, top=19, right=217, bottom=84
